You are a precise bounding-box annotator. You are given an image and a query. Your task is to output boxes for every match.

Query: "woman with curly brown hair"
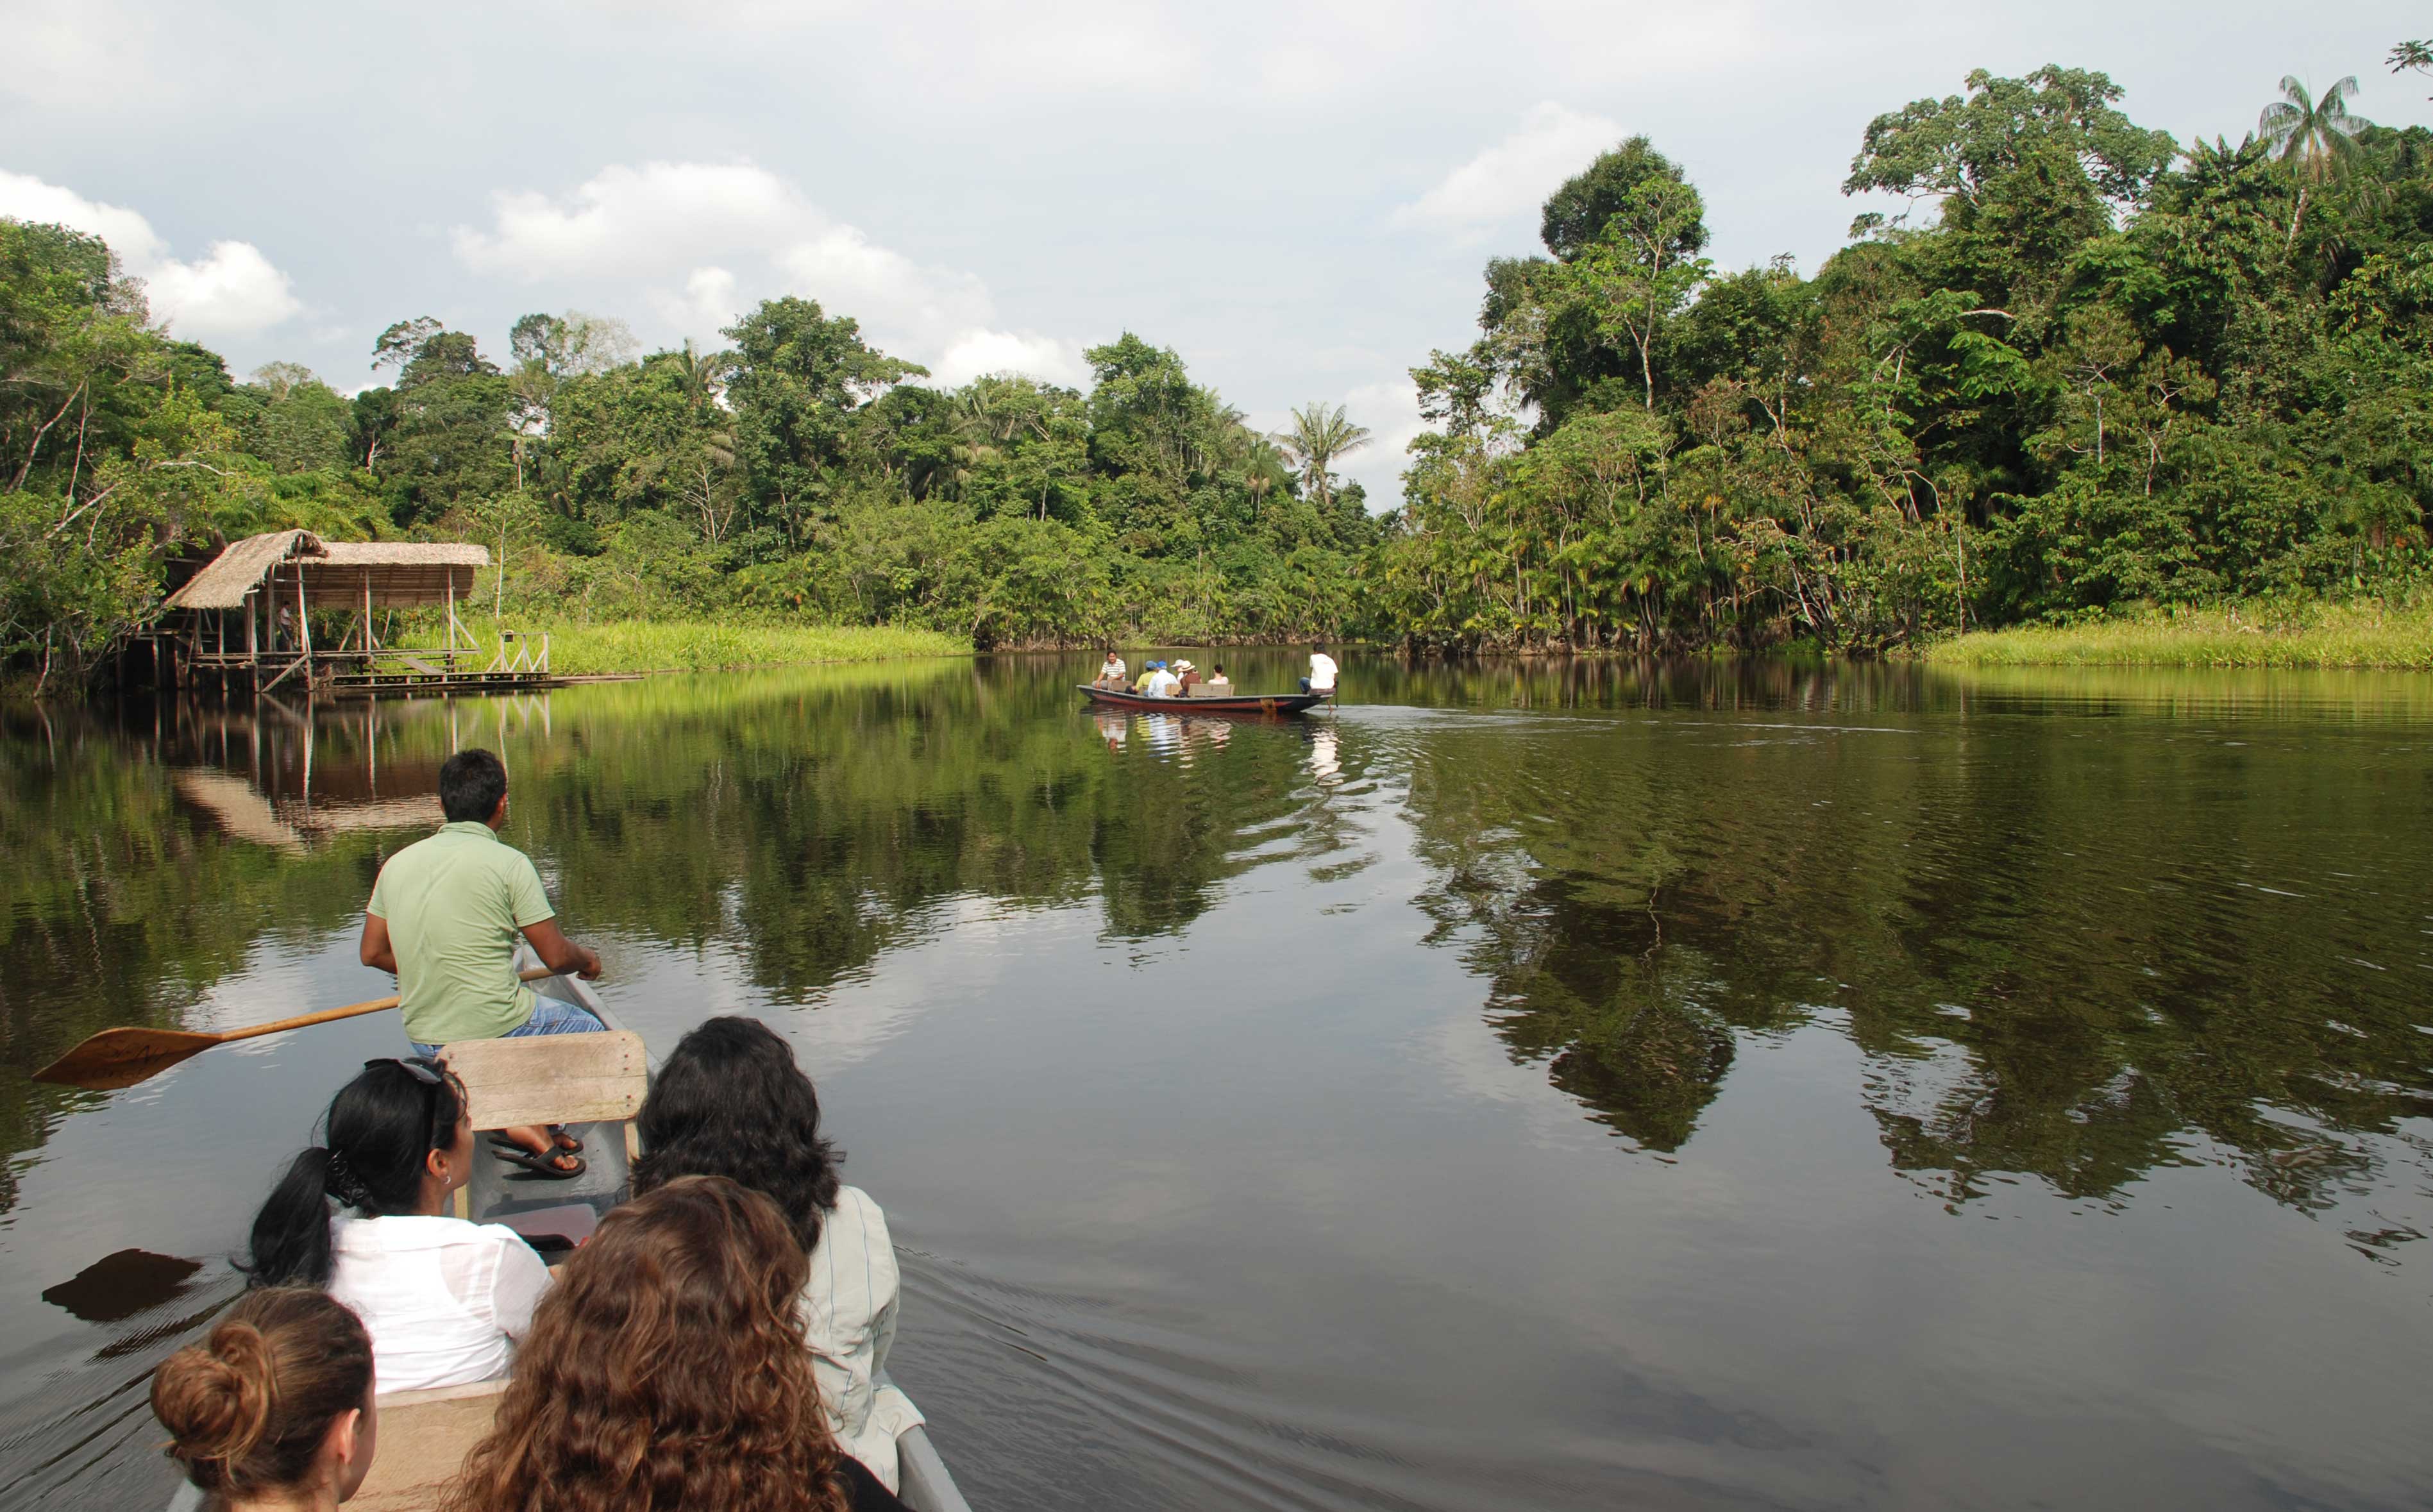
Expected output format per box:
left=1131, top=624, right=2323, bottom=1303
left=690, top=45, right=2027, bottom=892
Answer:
left=151, top=1286, right=379, bottom=1510
left=441, top=1175, right=907, bottom=1512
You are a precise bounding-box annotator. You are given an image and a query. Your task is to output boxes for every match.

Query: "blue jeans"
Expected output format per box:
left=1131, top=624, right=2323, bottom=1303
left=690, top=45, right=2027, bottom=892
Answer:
left=410, top=992, right=603, bottom=1059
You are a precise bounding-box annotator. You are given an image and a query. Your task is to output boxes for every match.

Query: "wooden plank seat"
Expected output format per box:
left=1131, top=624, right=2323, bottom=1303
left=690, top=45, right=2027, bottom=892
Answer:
left=349, top=1379, right=508, bottom=1512
left=435, top=1029, right=649, bottom=1219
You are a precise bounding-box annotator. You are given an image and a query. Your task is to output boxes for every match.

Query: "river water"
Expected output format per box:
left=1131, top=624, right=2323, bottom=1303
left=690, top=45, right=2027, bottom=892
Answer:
left=3, top=653, right=2429, bottom=1510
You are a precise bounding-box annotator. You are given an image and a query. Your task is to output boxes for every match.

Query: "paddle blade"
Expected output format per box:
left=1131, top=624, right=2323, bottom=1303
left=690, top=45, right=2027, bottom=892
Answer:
left=33, top=1027, right=226, bottom=1092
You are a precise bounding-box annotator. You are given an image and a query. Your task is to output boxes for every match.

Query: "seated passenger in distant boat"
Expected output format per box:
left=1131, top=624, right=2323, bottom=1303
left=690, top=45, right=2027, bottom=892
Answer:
left=1133, top=660, right=1163, bottom=693
left=240, top=1059, right=550, bottom=1393
left=1097, top=649, right=1126, bottom=689
left=442, top=1176, right=910, bottom=1512
left=1206, top=665, right=1231, bottom=692
left=632, top=1018, right=925, bottom=1494
left=1172, top=659, right=1201, bottom=695
left=151, top=1286, right=378, bottom=1512
left=1147, top=662, right=1181, bottom=697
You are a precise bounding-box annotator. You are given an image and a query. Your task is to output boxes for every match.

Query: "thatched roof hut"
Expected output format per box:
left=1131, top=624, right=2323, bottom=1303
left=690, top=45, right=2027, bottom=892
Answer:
left=164, top=532, right=489, bottom=611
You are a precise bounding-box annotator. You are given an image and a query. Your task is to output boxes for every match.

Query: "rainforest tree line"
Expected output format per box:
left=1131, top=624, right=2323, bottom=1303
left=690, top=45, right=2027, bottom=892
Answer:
left=4, top=47, right=2430, bottom=682
left=1385, top=50, right=2433, bottom=650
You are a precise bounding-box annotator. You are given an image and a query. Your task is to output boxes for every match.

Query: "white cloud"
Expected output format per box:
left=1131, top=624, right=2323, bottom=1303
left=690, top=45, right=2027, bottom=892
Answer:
left=1395, top=103, right=1624, bottom=230
left=142, top=241, right=303, bottom=340
left=457, top=159, right=1100, bottom=385
left=926, top=329, right=1090, bottom=389
left=452, top=161, right=817, bottom=279
left=0, top=167, right=166, bottom=264
left=0, top=169, right=300, bottom=339
left=650, top=266, right=742, bottom=343
left=772, top=227, right=993, bottom=343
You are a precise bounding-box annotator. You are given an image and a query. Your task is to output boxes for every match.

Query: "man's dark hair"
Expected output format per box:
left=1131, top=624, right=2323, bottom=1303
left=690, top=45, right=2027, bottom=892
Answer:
left=438, top=749, right=509, bottom=824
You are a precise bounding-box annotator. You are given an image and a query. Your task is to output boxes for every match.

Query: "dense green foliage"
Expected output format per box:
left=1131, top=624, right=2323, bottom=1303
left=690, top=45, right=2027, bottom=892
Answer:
left=6, top=50, right=2432, bottom=683
left=0, top=254, right=1377, bottom=687
left=1381, top=60, right=2433, bottom=651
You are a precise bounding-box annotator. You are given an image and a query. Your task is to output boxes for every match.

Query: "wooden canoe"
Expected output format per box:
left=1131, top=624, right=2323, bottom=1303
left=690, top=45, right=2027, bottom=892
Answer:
left=1079, top=683, right=1330, bottom=715
left=166, top=961, right=972, bottom=1512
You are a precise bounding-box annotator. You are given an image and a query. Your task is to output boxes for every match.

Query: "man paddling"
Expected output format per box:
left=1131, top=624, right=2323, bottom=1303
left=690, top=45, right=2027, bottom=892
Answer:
left=358, top=748, right=602, bottom=1179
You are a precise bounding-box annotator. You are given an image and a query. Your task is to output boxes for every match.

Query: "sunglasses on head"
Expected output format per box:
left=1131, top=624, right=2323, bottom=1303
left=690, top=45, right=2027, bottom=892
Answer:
left=366, top=1057, right=451, bottom=1154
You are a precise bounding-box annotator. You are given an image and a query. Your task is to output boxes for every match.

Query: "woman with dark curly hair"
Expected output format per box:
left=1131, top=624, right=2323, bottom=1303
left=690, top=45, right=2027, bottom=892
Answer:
left=242, top=1058, right=548, bottom=1393
left=631, top=1016, right=922, bottom=1490
left=152, top=1286, right=378, bottom=1510
left=441, top=1175, right=906, bottom=1512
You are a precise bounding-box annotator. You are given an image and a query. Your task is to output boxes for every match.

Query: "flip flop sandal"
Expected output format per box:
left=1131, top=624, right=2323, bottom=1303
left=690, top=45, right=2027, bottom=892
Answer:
left=489, top=1130, right=584, bottom=1157
left=490, top=1142, right=587, bottom=1180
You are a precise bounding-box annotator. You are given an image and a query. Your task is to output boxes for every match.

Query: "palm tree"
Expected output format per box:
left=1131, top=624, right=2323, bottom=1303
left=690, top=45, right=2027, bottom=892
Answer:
left=656, top=340, right=725, bottom=413
left=1272, top=403, right=1372, bottom=514
left=2258, top=75, right=2368, bottom=251
left=2393, top=40, right=2432, bottom=99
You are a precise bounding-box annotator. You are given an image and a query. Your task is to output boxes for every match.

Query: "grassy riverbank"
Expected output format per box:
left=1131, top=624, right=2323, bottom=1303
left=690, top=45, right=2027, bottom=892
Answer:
left=1923, top=601, right=2433, bottom=670
left=441, top=619, right=970, bottom=676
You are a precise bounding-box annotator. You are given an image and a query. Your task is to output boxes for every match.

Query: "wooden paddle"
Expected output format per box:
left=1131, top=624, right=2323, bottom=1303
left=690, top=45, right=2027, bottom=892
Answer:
left=33, top=966, right=567, bottom=1093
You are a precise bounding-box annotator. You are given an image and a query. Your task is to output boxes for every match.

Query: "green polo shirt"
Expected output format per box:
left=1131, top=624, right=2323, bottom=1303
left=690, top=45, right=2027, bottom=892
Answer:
left=367, top=821, right=555, bottom=1045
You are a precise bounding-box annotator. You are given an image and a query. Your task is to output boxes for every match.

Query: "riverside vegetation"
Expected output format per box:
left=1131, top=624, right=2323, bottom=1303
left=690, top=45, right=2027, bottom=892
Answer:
left=4, top=47, right=2431, bottom=687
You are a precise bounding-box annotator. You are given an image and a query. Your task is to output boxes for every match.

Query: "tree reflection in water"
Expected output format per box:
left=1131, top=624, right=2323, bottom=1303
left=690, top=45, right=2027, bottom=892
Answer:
left=6, top=656, right=2431, bottom=1252
left=1399, top=662, right=2433, bottom=1241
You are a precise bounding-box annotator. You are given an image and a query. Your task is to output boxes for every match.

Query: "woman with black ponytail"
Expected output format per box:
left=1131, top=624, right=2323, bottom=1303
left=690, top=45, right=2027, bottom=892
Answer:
left=241, top=1058, right=550, bottom=1393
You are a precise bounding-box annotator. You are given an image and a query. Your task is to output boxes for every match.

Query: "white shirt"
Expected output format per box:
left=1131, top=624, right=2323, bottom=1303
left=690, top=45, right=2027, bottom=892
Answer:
left=1102, top=657, right=1125, bottom=680
left=1308, top=652, right=1338, bottom=691
left=328, top=1214, right=550, bottom=1393
left=1147, top=669, right=1179, bottom=697
left=798, top=1186, right=925, bottom=1490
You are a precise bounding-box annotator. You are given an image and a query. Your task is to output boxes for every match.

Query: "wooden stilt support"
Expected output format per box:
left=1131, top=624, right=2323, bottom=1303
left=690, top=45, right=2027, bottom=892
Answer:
left=296, top=567, right=313, bottom=689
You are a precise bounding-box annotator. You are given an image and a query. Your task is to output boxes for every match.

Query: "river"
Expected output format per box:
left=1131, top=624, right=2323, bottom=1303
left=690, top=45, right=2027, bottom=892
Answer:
left=3, top=653, right=2429, bottom=1509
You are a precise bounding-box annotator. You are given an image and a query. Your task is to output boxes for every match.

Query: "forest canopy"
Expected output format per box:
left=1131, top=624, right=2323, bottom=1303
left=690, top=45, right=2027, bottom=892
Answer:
left=4, top=48, right=2430, bottom=684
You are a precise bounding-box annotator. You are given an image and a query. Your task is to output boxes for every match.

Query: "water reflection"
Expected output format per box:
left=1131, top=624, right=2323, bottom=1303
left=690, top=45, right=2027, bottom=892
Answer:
left=41, top=1248, right=203, bottom=1324
left=1398, top=675, right=2433, bottom=1239
left=6, top=655, right=2433, bottom=1509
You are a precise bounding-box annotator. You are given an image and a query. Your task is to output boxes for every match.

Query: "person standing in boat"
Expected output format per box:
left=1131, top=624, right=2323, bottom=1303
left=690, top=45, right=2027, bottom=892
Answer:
left=631, top=1018, right=924, bottom=1495
left=1097, top=648, right=1126, bottom=688
left=357, top=748, right=601, bottom=1179
left=1303, top=644, right=1339, bottom=698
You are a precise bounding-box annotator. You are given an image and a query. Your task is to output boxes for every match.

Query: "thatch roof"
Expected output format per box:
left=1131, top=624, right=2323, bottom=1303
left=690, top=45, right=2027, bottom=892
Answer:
left=164, top=530, right=318, bottom=610
left=310, top=542, right=490, bottom=608
left=162, top=533, right=491, bottom=612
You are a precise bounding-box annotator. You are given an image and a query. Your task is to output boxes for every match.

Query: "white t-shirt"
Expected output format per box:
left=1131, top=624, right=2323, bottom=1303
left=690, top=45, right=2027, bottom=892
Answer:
left=1308, top=652, right=1339, bottom=691
left=1147, top=669, right=1179, bottom=696
left=1102, top=658, right=1126, bottom=680
left=798, top=1186, right=925, bottom=1491
left=328, top=1214, right=550, bottom=1393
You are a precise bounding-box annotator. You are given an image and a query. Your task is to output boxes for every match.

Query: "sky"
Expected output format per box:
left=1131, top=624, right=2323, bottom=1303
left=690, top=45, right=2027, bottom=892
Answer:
left=3, top=1, right=2427, bottom=507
